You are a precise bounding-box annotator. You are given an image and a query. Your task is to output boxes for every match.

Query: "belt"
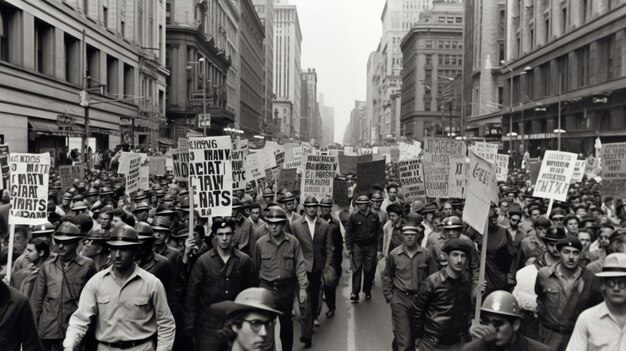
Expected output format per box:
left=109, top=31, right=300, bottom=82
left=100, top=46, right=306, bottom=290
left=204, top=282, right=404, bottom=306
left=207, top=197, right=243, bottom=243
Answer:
left=424, top=334, right=462, bottom=347
left=541, top=322, right=573, bottom=334
left=395, top=289, right=417, bottom=296
left=261, top=279, right=295, bottom=288
left=98, top=334, right=155, bottom=350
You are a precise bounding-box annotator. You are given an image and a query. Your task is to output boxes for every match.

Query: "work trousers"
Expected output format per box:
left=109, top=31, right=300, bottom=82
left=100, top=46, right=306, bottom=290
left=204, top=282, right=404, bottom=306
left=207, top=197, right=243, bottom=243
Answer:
left=418, top=336, right=465, bottom=351
left=539, top=324, right=571, bottom=351
left=323, top=263, right=342, bottom=311
left=351, top=243, right=377, bottom=295
left=300, top=271, right=322, bottom=340
left=390, top=290, right=416, bottom=351
left=261, top=280, right=296, bottom=351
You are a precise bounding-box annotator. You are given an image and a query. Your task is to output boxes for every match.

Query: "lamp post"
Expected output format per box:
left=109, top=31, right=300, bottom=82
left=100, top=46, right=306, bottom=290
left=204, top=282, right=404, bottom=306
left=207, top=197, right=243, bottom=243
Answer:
left=501, top=61, right=515, bottom=153
left=520, top=66, right=532, bottom=152
left=187, top=57, right=207, bottom=136
left=557, top=74, right=562, bottom=150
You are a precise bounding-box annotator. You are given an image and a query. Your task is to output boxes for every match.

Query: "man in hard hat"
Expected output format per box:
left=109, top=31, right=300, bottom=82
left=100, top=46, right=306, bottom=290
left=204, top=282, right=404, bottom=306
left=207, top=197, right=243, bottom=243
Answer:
left=319, top=197, right=344, bottom=318
left=567, top=253, right=626, bottom=351
left=464, top=290, right=550, bottom=350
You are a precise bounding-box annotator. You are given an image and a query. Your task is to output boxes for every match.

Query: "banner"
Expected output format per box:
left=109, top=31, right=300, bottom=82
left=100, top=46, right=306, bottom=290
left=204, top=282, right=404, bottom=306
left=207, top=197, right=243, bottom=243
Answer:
left=58, top=165, right=85, bottom=192
left=571, top=160, right=586, bottom=183
left=277, top=168, right=298, bottom=192
left=338, top=154, right=372, bottom=175
left=232, top=139, right=249, bottom=191
left=333, top=179, right=350, bottom=206
left=188, top=136, right=233, bottom=217
left=300, top=155, right=338, bottom=202
left=471, top=142, right=498, bottom=163
left=533, top=151, right=577, bottom=202
left=125, top=154, right=142, bottom=195
left=0, top=145, right=9, bottom=189
left=8, top=153, right=50, bottom=225
left=447, top=155, right=466, bottom=199
left=139, top=162, right=150, bottom=191
left=495, top=154, right=510, bottom=182
left=601, top=142, right=626, bottom=197
left=463, top=151, right=497, bottom=235
left=398, top=158, right=425, bottom=201
left=423, top=138, right=466, bottom=198
left=173, top=138, right=190, bottom=182
left=356, top=159, right=386, bottom=194
left=149, top=157, right=167, bottom=176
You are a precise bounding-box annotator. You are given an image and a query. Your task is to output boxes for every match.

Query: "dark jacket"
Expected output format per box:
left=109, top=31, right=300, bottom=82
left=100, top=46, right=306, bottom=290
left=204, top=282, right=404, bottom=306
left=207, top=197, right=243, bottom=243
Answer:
left=0, top=281, right=42, bottom=351
left=345, top=209, right=383, bottom=251
left=140, top=252, right=181, bottom=317
left=412, top=268, right=472, bottom=340
left=462, top=335, right=551, bottom=351
left=290, top=216, right=334, bottom=273
left=475, top=224, right=515, bottom=295
left=321, top=214, right=343, bottom=273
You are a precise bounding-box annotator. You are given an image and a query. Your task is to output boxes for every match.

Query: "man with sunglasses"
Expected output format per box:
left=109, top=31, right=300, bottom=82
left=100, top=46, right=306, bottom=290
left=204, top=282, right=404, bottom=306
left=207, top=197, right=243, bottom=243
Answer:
left=464, top=290, right=550, bottom=351
left=567, top=253, right=626, bottom=351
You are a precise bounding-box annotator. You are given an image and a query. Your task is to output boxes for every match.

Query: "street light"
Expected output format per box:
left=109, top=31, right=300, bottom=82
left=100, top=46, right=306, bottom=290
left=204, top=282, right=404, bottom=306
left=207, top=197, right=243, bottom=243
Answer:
left=187, top=57, right=207, bottom=136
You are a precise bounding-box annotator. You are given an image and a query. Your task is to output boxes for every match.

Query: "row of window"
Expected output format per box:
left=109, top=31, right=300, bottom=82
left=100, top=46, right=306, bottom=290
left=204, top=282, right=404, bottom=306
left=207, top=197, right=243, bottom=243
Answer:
left=424, top=39, right=463, bottom=50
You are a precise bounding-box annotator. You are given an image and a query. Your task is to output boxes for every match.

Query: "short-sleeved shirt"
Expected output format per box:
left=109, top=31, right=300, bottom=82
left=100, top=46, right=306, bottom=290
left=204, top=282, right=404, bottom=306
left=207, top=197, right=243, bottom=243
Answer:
left=254, top=233, right=308, bottom=290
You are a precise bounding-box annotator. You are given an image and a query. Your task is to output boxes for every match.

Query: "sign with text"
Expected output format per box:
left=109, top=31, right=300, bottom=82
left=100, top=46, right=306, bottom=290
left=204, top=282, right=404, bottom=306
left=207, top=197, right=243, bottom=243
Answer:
left=447, top=155, right=466, bottom=199
left=398, top=141, right=422, bottom=161
left=0, top=145, right=9, bottom=189
left=125, top=154, right=142, bottom=195
left=463, top=151, right=497, bottom=235
left=232, top=139, right=249, bottom=191
left=533, top=151, right=577, bottom=202
left=495, top=154, right=510, bottom=182
left=8, top=153, right=50, bottom=225
left=148, top=157, right=167, bottom=176
left=188, top=136, right=233, bottom=217
left=356, top=159, right=386, bottom=194
left=398, top=158, right=425, bottom=201
left=471, top=142, right=498, bottom=163
left=571, top=160, right=586, bottom=183
left=601, top=142, right=626, bottom=197
left=277, top=168, right=298, bottom=192
left=423, top=138, right=466, bottom=198
left=300, top=155, right=338, bottom=202
left=173, top=138, right=190, bottom=182
left=58, top=165, right=85, bottom=192
left=246, top=152, right=267, bottom=181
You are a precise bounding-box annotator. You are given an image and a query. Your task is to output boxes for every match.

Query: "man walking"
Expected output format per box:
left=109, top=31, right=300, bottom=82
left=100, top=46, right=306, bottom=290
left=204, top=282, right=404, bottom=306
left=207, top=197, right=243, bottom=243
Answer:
left=319, top=198, right=343, bottom=318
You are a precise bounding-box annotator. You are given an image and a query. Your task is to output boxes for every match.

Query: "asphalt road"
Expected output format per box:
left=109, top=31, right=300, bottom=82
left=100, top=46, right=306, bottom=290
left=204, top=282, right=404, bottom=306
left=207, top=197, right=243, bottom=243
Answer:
left=278, top=257, right=393, bottom=351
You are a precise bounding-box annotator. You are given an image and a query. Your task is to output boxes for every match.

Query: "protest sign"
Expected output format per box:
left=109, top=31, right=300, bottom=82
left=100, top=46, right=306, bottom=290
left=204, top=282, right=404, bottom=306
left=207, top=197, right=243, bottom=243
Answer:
left=344, top=146, right=356, bottom=156
left=571, top=160, right=586, bottom=183
left=232, top=139, right=249, bottom=191
left=495, top=154, right=510, bottom=182
left=188, top=136, right=233, bottom=217
left=8, top=153, right=50, bottom=225
left=125, top=154, right=142, bottom=195
left=0, top=145, right=9, bottom=189
left=338, top=154, right=372, bottom=175
left=398, top=141, right=422, bottom=161
left=139, top=162, right=150, bottom=191
left=463, top=151, right=497, bottom=235
left=333, top=179, right=350, bottom=206
left=423, top=138, right=466, bottom=198
left=149, top=157, right=166, bottom=176
left=447, top=155, right=466, bottom=199
left=532, top=151, right=577, bottom=202
left=173, top=138, right=190, bottom=182
left=300, top=155, right=338, bottom=202
left=277, top=168, right=298, bottom=192
left=398, top=159, right=425, bottom=201
left=601, top=142, right=626, bottom=197
left=58, top=165, right=85, bottom=192
left=165, top=156, right=174, bottom=172
left=471, top=142, right=498, bottom=163
left=356, top=159, right=386, bottom=194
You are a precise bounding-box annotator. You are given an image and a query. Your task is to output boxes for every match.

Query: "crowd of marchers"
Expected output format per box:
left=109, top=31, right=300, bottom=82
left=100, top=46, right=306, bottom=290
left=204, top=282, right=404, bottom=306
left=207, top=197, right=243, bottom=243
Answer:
left=0, top=164, right=625, bottom=351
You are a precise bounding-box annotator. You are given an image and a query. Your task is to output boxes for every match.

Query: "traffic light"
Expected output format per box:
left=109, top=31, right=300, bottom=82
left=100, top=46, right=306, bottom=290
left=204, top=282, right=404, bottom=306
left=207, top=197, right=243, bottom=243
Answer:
left=78, top=90, right=90, bottom=107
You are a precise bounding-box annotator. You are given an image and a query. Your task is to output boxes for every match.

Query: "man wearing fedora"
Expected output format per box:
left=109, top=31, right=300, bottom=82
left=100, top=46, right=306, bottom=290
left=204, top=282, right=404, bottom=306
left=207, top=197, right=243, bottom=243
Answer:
left=31, top=221, right=96, bottom=351
left=63, top=224, right=175, bottom=351
left=567, top=253, right=626, bottom=350
left=211, top=287, right=283, bottom=351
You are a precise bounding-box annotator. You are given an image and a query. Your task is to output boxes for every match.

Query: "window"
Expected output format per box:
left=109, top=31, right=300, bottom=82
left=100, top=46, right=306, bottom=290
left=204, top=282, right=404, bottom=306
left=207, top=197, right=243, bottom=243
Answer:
left=425, top=40, right=432, bottom=49
left=581, top=0, right=588, bottom=23
left=106, top=55, right=118, bottom=94
left=557, top=55, right=568, bottom=91
left=64, top=33, right=80, bottom=84
left=530, top=28, right=534, bottom=49
left=34, top=19, right=53, bottom=76
left=544, top=18, right=550, bottom=42
left=600, top=34, right=616, bottom=80
left=121, top=20, right=126, bottom=37
left=83, top=0, right=89, bottom=15
left=425, top=54, right=432, bottom=65
left=561, top=8, right=567, bottom=34
left=576, top=45, right=589, bottom=87
left=86, top=44, right=100, bottom=84
left=124, top=63, right=134, bottom=98
left=455, top=17, right=462, bottom=23
left=540, top=63, right=551, bottom=97
left=103, top=4, right=108, bottom=27
left=499, top=43, right=505, bottom=62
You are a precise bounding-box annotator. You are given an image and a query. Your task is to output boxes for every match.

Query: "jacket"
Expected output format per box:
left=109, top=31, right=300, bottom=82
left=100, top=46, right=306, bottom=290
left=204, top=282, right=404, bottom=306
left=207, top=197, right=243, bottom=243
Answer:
left=291, top=216, right=334, bottom=273
left=140, top=252, right=182, bottom=317
left=321, top=214, right=343, bottom=273
left=475, top=224, right=515, bottom=295
left=0, top=281, right=42, bottom=351
left=233, top=215, right=256, bottom=258
left=31, top=254, right=96, bottom=339
left=345, top=209, right=383, bottom=251
left=462, top=335, right=551, bottom=351
left=412, top=268, right=472, bottom=340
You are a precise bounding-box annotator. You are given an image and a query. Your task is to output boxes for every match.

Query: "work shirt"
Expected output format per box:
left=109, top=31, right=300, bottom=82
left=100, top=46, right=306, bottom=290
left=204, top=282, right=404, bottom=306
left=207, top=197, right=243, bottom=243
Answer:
left=382, top=245, right=431, bottom=301
left=63, top=264, right=175, bottom=351
left=566, top=301, right=626, bottom=351
left=251, top=218, right=270, bottom=241
left=233, top=215, right=256, bottom=258
left=346, top=209, right=383, bottom=252
left=254, top=233, right=308, bottom=290
left=305, top=216, right=316, bottom=240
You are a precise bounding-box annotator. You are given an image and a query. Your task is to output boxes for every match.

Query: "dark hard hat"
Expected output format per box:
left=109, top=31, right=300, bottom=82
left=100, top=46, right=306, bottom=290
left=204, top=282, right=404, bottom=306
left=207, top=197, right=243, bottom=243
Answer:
left=156, top=203, right=177, bottom=215
left=232, top=197, right=243, bottom=209
left=262, top=189, right=275, bottom=198
left=99, top=187, right=114, bottom=195
left=354, top=195, right=370, bottom=204
left=62, top=192, right=74, bottom=200
left=371, top=193, right=384, bottom=202
left=420, top=203, right=439, bottom=214
left=178, top=196, right=190, bottom=211
left=171, top=226, right=190, bottom=238
left=533, top=217, right=552, bottom=229
left=265, top=207, right=288, bottom=223
left=85, top=187, right=99, bottom=196
left=481, top=290, right=522, bottom=318
left=86, top=227, right=110, bottom=241
left=53, top=181, right=62, bottom=189
left=556, top=237, right=583, bottom=251
left=53, top=221, right=83, bottom=241
left=441, top=238, right=473, bottom=255
left=544, top=226, right=567, bottom=242
left=151, top=215, right=173, bottom=231
left=106, top=224, right=141, bottom=247
left=303, top=197, right=319, bottom=207
left=133, top=201, right=151, bottom=212
left=155, top=189, right=166, bottom=198
left=320, top=198, right=334, bottom=207
left=71, top=201, right=88, bottom=211
left=134, top=222, right=155, bottom=240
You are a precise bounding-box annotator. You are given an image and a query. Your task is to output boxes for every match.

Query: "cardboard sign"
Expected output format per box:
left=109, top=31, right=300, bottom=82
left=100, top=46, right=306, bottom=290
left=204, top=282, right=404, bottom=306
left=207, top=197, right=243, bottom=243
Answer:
left=398, top=158, right=425, bottom=201
left=232, top=139, right=249, bottom=191
left=601, top=142, right=626, bottom=197
left=495, top=154, right=510, bottom=182
left=356, top=159, right=386, bottom=194
left=333, top=179, right=350, bottom=206
left=447, top=155, right=466, bottom=199
left=125, top=154, right=142, bottom=195
left=423, top=138, right=466, bottom=198
left=0, top=145, right=9, bottom=189
left=246, top=152, right=267, bottom=181
left=8, top=153, right=50, bottom=225
left=571, top=160, right=586, bottom=183
left=533, top=151, right=577, bottom=202
left=149, top=157, right=167, bottom=176
left=300, top=155, right=338, bottom=202
left=398, top=141, right=422, bottom=161
left=165, top=156, right=174, bottom=172
left=338, top=154, right=372, bottom=175
left=173, top=138, right=190, bottom=182
left=139, top=161, right=150, bottom=191
left=58, top=165, right=85, bottom=192
left=188, top=136, right=233, bottom=218
left=463, top=151, right=497, bottom=235
left=471, top=142, right=498, bottom=163
left=277, top=168, right=298, bottom=192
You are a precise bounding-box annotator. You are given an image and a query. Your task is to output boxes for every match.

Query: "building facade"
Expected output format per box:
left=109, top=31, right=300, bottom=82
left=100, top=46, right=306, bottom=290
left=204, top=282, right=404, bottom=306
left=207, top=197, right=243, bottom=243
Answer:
left=0, top=0, right=168, bottom=155
left=366, top=49, right=383, bottom=144
left=319, top=93, right=335, bottom=147
left=273, top=1, right=301, bottom=139
left=238, top=0, right=265, bottom=135
left=301, top=68, right=318, bottom=142
left=343, top=100, right=367, bottom=146
left=400, top=1, right=464, bottom=141
left=166, top=0, right=235, bottom=139
left=462, top=0, right=505, bottom=140
left=252, top=0, right=274, bottom=135
left=502, top=0, right=626, bottom=156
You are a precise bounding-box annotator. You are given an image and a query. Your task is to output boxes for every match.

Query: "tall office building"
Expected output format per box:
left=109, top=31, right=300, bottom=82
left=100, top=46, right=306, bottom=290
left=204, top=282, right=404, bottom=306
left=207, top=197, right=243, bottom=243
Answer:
left=239, top=0, right=265, bottom=135
left=319, top=93, right=335, bottom=147
left=253, top=0, right=275, bottom=134
left=301, top=68, right=318, bottom=142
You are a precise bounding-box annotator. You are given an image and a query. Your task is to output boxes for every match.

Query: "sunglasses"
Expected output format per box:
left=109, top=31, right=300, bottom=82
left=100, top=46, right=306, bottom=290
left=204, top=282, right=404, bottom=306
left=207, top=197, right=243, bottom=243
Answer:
left=243, top=319, right=276, bottom=332
left=604, top=279, right=626, bottom=289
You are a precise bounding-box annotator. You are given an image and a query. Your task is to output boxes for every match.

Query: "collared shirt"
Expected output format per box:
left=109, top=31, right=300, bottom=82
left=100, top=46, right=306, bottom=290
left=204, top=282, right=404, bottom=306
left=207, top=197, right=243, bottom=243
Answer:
left=305, top=215, right=317, bottom=240
left=382, top=245, right=431, bottom=300
left=346, top=209, right=383, bottom=251
left=254, top=234, right=308, bottom=290
left=566, top=301, right=626, bottom=351
left=251, top=218, right=270, bottom=241
left=63, top=264, right=175, bottom=351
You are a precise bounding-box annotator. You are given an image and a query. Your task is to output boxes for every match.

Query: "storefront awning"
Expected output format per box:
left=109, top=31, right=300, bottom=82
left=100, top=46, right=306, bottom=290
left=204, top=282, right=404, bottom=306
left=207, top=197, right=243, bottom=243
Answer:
left=29, top=118, right=120, bottom=136
left=158, top=137, right=177, bottom=146
left=29, top=119, right=60, bottom=134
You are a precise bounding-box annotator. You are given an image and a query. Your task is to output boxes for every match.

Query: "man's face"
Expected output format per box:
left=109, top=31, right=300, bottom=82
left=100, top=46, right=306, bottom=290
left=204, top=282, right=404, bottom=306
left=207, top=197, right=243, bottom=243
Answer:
left=304, top=206, right=317, bottom=218
left=442, top=204, right=453, bottom=216
left=285, top=200, right=296, bottom=211
left=250, top=208, right=261, bottom=222
left=530, top=210, right=541, bottom=220
left=80, top=239, right=100, bottom=258
left=559, top=246, right=581, bottom=269
left=215, top=227, right=234, bottom=250
left=232, top=208, right=240, bottom=219
left=509, top=215, right=521, bottom=230
left=546, top=242, right=560, bottom=258
left=98, top=214, right=112, bottom=229
left=111, top=246, right=136, bottom=271
left=320, top=207, right=331, bottom=216
left=357, top=203, right=368, bottom=212
left=153, top=230, right=169, bottom=245
left=433, top=217, right=443, bottom=232
left=577, top=233, right=592, bottom=250
left=447, top=250, right=467, bottom=273
left=402, top=232, right=418, bottom=248
left=388, top=212, right=401, bottom=225
left=489, top=208, right=498, bottom=225
left=24, top=243, right=40, bottom=263
left=269, top=222, right=283, bottom=237
left=372, top=201, right=382, bottom=210
left=232, top=311, right=275, bottom=351
left=499, top=202, right=509, bottom=216
left=135, top=210, right=149, bottom=221
left=388, top=187, right=397, bottom=201
left=602, top=277, right=626, bottom=306
left=13, top=231, right=28, bottom=255
left=55, top=239, right=79, bottom=260
left=565, top=219, right=579, bottom=234
left=599, top=229, right=612, bottom=248
left=111, top=216, right=125, bottom=229
left=505, top=194, right=515, bottom=203
left=481, top=313, right=518, bottom=347
left=608, top=237, right=625, bottom=254
left=444, top=228, right=462, bottom=239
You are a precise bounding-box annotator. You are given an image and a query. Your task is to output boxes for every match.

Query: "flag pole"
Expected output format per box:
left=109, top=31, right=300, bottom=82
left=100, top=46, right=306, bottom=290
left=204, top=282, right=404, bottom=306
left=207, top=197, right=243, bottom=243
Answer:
left=5, top=223, right=15, bottom=283
left=474, top=216, right=489, bottom=322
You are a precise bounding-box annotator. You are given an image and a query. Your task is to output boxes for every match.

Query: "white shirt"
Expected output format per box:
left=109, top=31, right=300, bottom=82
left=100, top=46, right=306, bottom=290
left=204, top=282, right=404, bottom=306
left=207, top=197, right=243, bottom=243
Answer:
left=512, top=263, right=539, bottom=311
left=305, top=216, right=316, bottom=240
left=567, top=302, right=626, bottom=351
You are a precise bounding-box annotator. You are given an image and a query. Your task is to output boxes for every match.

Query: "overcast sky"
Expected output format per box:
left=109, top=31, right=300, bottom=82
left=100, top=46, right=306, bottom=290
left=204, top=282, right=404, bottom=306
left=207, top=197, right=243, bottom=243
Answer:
left=289, top=0, right=384, bottom=144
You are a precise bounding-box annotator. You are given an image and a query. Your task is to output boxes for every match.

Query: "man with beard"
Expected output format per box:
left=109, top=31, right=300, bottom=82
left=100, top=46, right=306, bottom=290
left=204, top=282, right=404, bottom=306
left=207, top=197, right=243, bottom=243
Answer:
left=185, top=218, right=258, bottom=350
left=535, top=237, right=603, bottom=350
